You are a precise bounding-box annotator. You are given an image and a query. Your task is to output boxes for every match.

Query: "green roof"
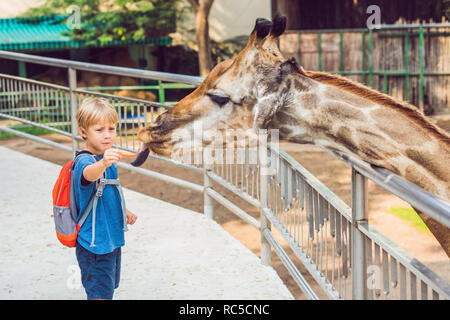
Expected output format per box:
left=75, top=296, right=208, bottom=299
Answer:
left=0, top=15, right=172, bottom=51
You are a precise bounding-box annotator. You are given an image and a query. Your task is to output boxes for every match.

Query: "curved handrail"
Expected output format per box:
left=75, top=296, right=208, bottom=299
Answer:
left=0, top=50, right=204, bottom=85
left=325, top=148, right=450, bottom=228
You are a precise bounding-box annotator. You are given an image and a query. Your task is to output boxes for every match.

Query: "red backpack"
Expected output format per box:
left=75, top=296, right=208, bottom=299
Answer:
left=52, top=151, right=97, bottom=247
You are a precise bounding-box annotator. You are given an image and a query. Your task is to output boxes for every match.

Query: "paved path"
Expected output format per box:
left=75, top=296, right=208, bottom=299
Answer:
left=0, top=146, right=293, bottom=300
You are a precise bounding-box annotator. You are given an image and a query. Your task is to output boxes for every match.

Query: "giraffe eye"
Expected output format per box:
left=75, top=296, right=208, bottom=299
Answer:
left=207, top=93, right=230, bottom=107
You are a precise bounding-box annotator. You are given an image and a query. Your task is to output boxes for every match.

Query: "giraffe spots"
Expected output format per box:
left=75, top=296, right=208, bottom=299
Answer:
left=274, top=110, right=299, bottom=126
left=358, top=140, right=389, bottom=161
left=405, top=148, right=450, bottom=182
left=357, top=129, right=400, bottom=162
left=270, top=115, right=294, bottom=138
left=327, top=127, right=359, bottom=154
left=292, top=77, right=312, bottom=92
left=308, top=100, right=365, bottom=141
left=323, top=84, right=375, bottom=108
left=298, top=93, right=319, bottom=110
left=371, top=108, right=429, bottom=146
left=321, top=101, right=365, bottom=122
left=358, top=128, right=384, bottom=140
left=307, top=70, right=450, bottom=151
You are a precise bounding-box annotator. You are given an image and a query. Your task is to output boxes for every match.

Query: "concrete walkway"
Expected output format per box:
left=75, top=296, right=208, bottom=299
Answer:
left=0, top=146, right=293, bottom=300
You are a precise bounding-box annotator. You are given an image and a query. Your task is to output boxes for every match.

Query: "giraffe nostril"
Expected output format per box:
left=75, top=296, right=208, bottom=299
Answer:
left=137, top=126, right=153, bottom=143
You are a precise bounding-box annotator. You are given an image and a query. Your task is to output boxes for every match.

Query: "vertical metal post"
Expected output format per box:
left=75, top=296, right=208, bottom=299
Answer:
left=18, top=61, right=27, bottom=78
left=351, top=168, right=368, bottom=300
left=259, top=129, right=271, bottom=266
left=203, top=149, right=214, bottom=219
left=339, top=31, right=344, bottom=75
left=418, top=26, right=424, bottom=113
left=158, top=80, right=165, bottom=104
left=368, top=29, right=373, bottom=88
left=68, top=67, right=78, bottom=154
left=318, top=32, right=322, bottom=72
left=361, top=30, right=366, bottom=85
left=404, top=30, right=409, bottom=102
left=296, top=32, right=302, bottom=65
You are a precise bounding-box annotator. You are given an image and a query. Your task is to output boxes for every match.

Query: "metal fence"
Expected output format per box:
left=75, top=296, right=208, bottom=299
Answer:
left=280, top=23, right=450, bottom=113
left=0, top=50, right=449, bottom=300
left=81, top=82, right=197, bottom=105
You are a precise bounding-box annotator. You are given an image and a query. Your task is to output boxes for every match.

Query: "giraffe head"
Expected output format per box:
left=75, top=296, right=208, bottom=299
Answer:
left=132, top=15, right=303, bottom=166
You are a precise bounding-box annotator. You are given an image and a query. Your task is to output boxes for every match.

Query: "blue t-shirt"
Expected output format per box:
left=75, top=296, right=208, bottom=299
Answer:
left=73, top=153, right=125, bottom=254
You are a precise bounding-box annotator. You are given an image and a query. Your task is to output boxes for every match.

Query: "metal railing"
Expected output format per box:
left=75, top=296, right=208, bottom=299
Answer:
left=0, top=50, right=449, bottom=300
left=81, top=82, right=197, bottom=105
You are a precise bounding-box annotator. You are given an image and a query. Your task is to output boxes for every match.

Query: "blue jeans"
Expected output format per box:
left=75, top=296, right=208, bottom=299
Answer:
left=76, top=242, right=122, bottom=300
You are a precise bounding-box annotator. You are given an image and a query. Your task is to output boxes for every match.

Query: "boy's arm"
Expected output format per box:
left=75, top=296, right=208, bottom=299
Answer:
left=82, top=149, right=122, bottom=182
left=82, top=160, right=107, bottom=182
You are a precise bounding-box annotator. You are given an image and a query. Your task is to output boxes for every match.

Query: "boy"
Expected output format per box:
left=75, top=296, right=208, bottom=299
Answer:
left=73, top=97, right=138, bottom=300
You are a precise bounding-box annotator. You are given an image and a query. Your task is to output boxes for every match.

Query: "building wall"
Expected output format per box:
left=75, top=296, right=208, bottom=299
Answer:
left=177, top=0, right=271, bottom=42
left=0, top=0, right=45, bottom=18
left=209, top=0, right=271, bottom=41
left=272, top=0, right=449, bottom=30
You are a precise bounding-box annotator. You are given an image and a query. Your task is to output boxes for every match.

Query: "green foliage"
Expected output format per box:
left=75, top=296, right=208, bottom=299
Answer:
left=388, top=207, right=430, bottom=233
left=444, top=0, right=450, bottom=20
left=22, top=0, right=179, bottom=45
left=210, top=38, right=246, bottom=65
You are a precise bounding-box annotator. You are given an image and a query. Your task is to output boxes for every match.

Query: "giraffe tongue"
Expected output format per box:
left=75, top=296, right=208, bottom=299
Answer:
left=130, top=144, right=150, bottom=167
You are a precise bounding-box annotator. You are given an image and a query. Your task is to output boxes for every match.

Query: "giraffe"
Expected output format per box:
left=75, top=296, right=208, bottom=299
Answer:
left=132, top=15, right=450, bottom=257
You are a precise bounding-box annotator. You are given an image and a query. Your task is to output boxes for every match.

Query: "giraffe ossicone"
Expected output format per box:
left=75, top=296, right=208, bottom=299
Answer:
left=133, top=15, right=450, bottom=257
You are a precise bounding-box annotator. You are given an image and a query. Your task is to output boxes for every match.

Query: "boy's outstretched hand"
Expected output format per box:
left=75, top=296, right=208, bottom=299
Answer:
left=126, top=209, right=138, bottom=225
left=101, top=148, right=122, bottom=167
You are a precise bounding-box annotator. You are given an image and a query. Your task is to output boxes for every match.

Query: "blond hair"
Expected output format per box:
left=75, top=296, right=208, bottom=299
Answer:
left=76, top=97, right=118, bottom=137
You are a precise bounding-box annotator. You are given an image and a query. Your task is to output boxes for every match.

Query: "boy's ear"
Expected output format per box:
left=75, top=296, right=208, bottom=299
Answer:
left=79, top=127, right=87, bottom=140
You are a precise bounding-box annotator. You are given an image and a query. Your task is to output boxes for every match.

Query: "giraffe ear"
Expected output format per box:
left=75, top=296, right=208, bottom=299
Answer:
left=279, top=57, right=300, bottom=77
left=270, top=14, right=287, bottom=37
left=280, top=57, right=306, bottom=76
left=253, top=18, right=273, bottom=39
left=243, top=18, right=272, bottom=50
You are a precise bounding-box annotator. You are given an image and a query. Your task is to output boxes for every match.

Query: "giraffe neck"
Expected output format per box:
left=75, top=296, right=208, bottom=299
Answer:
left=271, top=82, right=450, bottom=201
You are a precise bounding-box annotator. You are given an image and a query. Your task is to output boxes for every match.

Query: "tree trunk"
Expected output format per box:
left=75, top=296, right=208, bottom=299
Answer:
left=188, top=0, right=214, bottom=76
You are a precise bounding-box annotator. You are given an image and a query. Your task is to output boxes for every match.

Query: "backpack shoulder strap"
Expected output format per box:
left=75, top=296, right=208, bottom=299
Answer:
left=101, top=179, right=128, bottom=233
left=76, top=190, right=97, bottom=226
left=69, top=150, right=99, bottom=221
left=71, top=150, right=95, bottom=170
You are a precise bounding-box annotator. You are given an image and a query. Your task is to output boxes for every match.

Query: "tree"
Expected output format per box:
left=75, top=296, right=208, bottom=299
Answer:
left=22, top=0, right=179, bottom=46
left=186, top=0, right=214, bottom=76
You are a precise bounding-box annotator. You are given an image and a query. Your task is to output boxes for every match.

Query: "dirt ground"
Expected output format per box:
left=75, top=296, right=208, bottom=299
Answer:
left=0, top=120, right=449, bottom=299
